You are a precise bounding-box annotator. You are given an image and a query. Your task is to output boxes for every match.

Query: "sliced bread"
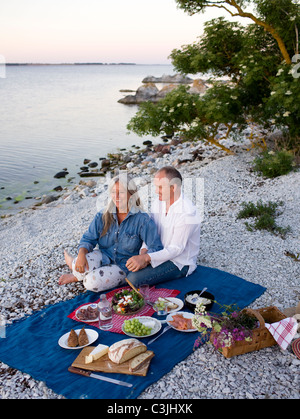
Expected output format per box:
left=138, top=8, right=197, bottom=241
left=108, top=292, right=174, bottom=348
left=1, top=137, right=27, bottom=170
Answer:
left=129, top=350, right=154, bottom=372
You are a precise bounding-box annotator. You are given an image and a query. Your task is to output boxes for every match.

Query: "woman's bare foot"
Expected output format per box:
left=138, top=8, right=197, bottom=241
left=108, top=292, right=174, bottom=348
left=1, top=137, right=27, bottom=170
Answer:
left=64, top=250, right=74, bottom=270
left=58, top=273, right=78, bottom=285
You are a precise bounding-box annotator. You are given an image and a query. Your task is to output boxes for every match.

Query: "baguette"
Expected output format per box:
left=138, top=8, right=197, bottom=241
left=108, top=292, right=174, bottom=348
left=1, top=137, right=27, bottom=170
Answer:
left=129, top=350, right=154, bottom=372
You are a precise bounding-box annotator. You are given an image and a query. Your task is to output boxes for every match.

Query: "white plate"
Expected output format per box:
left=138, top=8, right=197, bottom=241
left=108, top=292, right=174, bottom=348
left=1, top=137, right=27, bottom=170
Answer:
left=75, top=303, right=99, bottom=323
left=58, top=328, right=99, bottom=349
left=121, top=316, right=162, bottom=338
left=166, top=311, right=197, bottom=333
left=152, top=297, right=184, bottom=315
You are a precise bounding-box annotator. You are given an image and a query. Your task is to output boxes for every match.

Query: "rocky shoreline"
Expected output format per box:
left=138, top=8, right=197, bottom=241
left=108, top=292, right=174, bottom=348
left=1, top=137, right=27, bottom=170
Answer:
left=0, top=124, right=299, bottom=399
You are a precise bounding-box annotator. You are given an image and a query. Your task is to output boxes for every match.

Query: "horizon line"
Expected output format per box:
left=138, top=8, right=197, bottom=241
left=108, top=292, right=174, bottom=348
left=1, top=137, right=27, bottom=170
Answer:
left=5, top=62, right=172, bottom=66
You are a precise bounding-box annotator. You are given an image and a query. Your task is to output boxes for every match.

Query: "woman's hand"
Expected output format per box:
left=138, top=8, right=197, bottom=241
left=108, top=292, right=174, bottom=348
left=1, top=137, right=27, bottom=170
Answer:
left=126, top=254, right=151, bottom=272
left=75, top=248, right=89, bottom=273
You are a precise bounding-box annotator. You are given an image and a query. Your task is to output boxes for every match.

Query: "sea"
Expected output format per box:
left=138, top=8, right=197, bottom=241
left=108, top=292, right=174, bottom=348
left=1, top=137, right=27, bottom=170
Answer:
left=0, top=63, right=175, bottom=214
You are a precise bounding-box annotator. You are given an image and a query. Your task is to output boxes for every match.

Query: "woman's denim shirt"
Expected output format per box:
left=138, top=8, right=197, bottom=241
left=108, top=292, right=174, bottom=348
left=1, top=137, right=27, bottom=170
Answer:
left=78, top=207, right=163, bottom=274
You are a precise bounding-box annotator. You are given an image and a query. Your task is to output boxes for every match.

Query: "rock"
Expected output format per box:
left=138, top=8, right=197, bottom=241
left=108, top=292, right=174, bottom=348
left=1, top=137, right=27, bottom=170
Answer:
left=78, top=171, right=105, bottom=178
left=79, top=180, right=97, bottom=188
left=154, top=144, right=171, bottom=154
left=142, top=74, right=193, bottom=84
left=88, top=162, right=98, bottom=168
left=118, top=83, right=159, bottom=104
left=136, top=83, right=159, bottom=101
left=101, top=159, right=111, bottom=168
left=157, top=84, right=178, bottom=98
left=41, top=195, right=58, bottom=205
left=143, top=140, right=153, bottom=146
left=79, top=166, right=89, bottom=172
left=189, top=79, right=207, bottom=94
left=53, top=186, right=63, bottom=192
left=83, top=159, right=91, bottom=164
left=54, top=171, right=69, bottom=179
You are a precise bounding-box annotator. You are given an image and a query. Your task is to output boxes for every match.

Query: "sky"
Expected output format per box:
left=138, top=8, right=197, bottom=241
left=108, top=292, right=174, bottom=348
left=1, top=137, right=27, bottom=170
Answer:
left=0, top=0, right=248, bottom=64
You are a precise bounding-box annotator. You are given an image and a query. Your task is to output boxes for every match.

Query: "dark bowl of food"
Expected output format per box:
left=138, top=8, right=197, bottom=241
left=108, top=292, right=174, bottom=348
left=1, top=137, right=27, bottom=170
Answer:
left=111, top=289, right=145, bottom=316
left=184, top=290, right=215, bottom=312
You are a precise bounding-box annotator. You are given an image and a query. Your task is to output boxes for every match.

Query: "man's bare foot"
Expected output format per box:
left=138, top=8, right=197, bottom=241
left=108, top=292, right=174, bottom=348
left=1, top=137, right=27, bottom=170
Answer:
left=64, top=250, right=74, bottom=270
left=58, top=273, right=78, bottom=285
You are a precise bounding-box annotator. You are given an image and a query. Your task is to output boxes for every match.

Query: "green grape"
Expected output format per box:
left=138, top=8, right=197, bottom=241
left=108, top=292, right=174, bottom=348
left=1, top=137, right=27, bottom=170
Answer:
left=123, top=318, right=152, bottom=336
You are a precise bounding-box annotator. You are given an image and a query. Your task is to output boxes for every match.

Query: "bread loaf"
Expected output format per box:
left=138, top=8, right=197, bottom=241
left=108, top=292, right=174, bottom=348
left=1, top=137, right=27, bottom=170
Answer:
left=108, top=338, right=147, bottom=364
left=129, top=350, right=154, bottom=372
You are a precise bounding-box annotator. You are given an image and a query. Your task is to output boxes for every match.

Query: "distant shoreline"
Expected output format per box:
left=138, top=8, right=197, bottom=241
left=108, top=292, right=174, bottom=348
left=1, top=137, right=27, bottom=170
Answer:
left=6, top=63, right=137, bottom=66
left=5, top=63, right=171, bottom=66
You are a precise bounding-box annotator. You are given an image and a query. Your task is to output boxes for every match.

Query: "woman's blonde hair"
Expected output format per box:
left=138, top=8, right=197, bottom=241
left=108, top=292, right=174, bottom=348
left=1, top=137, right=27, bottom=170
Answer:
left=101, top=174, right=143, bottom=237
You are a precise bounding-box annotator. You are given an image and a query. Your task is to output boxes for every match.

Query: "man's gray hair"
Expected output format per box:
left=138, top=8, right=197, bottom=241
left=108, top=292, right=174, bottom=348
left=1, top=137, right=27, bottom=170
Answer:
left=156, top=166, right=182, bottom=187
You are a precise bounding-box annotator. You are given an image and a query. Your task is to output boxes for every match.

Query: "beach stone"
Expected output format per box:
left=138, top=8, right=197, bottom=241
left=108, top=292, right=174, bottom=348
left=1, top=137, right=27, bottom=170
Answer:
left=88, top=162, right=98, bottom=168
left=100, top=159, right=110, bottom=168
left=54, top=171, right=68, bottom=179
left=53, top=186, right=63, bottom=192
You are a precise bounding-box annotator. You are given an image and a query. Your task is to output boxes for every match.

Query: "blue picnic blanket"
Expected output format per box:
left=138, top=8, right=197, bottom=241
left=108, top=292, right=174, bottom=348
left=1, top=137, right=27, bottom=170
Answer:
left=0, top=265, right=266, bottom=399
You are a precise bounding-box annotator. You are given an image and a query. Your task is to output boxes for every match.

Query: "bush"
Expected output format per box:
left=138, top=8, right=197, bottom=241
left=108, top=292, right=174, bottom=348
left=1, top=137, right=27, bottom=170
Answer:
left=253, top=149, right=295, bottom=178
left=237, top=200, right=291, bottom=238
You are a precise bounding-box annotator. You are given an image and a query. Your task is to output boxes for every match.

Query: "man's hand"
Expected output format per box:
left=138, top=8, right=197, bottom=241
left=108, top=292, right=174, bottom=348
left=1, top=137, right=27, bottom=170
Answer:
left=126, top=254, right=151, bottom=272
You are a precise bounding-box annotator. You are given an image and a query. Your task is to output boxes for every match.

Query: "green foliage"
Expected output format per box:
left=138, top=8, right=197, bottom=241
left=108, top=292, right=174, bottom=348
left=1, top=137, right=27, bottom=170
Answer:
left=128, top=1, right=300, bottom=150
left=237, top=199, right=291, bottom=238
left=253, top=149, right=296, bottom=178
left=127, top=85, right=200, bottom=137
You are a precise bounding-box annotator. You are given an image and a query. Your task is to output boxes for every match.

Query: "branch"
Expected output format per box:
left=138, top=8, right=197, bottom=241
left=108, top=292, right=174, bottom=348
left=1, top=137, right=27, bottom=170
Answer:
left=222, top=1, right=292, bottom=64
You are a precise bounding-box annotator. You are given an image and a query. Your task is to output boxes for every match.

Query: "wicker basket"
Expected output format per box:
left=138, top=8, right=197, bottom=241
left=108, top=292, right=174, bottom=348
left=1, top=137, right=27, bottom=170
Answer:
left=210, top=306, right=286, bottom=358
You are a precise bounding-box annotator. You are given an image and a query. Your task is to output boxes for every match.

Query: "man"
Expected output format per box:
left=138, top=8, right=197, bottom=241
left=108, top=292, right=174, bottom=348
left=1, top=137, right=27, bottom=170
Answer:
left=126, top=166, right=201, bottom=286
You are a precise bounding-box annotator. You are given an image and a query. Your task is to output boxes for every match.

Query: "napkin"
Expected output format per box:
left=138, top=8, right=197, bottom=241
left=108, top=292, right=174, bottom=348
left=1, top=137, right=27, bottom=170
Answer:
left=265, top=317, right=298, bottom=350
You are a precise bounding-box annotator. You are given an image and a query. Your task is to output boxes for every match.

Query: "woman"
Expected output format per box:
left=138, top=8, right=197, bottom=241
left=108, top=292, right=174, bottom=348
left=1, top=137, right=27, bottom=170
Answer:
left=58, top=174, right=163, bottom=292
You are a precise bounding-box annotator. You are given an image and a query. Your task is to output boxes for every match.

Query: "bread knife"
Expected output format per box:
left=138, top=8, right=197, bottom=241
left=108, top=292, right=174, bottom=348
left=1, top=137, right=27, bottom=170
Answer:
left=68, top=366, right=133, bottom=388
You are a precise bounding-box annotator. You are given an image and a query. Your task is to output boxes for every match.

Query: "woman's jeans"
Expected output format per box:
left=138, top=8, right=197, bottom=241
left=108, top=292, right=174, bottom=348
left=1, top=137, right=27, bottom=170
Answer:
left=127, top=261, right=189, bottom=287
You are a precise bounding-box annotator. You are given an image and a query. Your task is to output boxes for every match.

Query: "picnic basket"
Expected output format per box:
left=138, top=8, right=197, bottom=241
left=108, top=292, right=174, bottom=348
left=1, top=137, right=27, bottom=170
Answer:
left=210, top=306, right=286, bottom=358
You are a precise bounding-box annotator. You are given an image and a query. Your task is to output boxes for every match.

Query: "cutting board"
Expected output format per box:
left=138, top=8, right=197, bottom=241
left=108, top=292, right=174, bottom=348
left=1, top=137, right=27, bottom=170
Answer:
left=71, top=346, right=154, bottom=377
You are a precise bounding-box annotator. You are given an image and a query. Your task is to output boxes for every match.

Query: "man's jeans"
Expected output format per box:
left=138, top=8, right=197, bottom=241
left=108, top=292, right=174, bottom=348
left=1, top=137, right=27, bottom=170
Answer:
left=127, top=261, right=189, bottom=287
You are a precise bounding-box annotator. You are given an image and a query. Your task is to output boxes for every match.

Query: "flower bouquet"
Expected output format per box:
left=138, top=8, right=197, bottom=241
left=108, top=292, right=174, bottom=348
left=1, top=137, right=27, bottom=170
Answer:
left=192, top=301, right=260, bottom=358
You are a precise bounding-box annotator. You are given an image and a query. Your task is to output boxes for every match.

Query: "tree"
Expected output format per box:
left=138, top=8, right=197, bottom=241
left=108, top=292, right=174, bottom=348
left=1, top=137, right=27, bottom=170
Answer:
left=175, top=0, right=299, bottom=64
left=127, top=1, right=300, bottom=153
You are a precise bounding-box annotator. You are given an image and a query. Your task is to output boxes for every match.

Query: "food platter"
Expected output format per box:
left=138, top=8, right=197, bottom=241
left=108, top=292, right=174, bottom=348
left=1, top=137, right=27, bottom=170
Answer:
left=166, top=311, right=197, bottom=333
left=75, top=303, right=99, bottom=322
left=121, top=316, right=161, bottom=338
left=153, top=297, right=183, bottom=315
left=58, top=328, right=99, bottom=349
left=112, top=289, right=145, bottom=316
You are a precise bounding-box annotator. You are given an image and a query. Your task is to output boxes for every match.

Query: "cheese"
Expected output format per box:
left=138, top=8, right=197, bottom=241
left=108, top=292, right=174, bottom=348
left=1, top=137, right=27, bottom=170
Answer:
left=85, top=344, right=109, bottom=364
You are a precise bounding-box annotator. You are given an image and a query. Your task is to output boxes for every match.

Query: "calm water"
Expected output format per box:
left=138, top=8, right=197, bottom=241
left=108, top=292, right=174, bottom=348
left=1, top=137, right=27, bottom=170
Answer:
left=0, top=64, right=174, bottom=213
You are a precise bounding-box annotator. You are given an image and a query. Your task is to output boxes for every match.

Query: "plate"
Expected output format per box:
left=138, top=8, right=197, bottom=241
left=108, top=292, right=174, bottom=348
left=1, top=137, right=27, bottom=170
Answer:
left=121, top=316, right=162, bottom=338
left=75, top=303, right=99, bottom=323
left=153, top=297, right=183, bottom=315
left=166, top=311, right=197, bottom=333
left=58, top=328, right=99, bottom=349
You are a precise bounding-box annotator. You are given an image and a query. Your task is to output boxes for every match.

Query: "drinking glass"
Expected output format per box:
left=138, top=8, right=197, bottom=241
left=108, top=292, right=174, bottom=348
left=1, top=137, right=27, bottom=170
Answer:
left=139, top=284, right=150, bottom=303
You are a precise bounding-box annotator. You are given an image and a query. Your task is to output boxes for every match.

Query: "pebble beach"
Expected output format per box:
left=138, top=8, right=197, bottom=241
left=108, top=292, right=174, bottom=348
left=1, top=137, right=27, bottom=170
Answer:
left=0, top=126, right=299, bottom=399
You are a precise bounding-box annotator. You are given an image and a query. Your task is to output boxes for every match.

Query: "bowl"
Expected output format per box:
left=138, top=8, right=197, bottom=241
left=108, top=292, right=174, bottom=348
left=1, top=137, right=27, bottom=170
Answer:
left=184, top=290, right=215, bottom=312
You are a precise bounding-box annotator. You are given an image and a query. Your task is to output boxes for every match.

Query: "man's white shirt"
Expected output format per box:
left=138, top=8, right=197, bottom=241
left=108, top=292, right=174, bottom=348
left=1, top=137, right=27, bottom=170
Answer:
left=146, top=193, right=201, bottom=276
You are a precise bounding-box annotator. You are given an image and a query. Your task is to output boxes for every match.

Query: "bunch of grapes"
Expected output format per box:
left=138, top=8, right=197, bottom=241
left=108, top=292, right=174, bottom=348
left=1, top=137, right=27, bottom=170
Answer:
left=123, top=318, right=152, bottom=336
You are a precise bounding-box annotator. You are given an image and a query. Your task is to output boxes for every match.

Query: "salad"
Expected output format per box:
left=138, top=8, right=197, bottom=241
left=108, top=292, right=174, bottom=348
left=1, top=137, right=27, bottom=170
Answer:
left=112, top=289, right=144, bottom=315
